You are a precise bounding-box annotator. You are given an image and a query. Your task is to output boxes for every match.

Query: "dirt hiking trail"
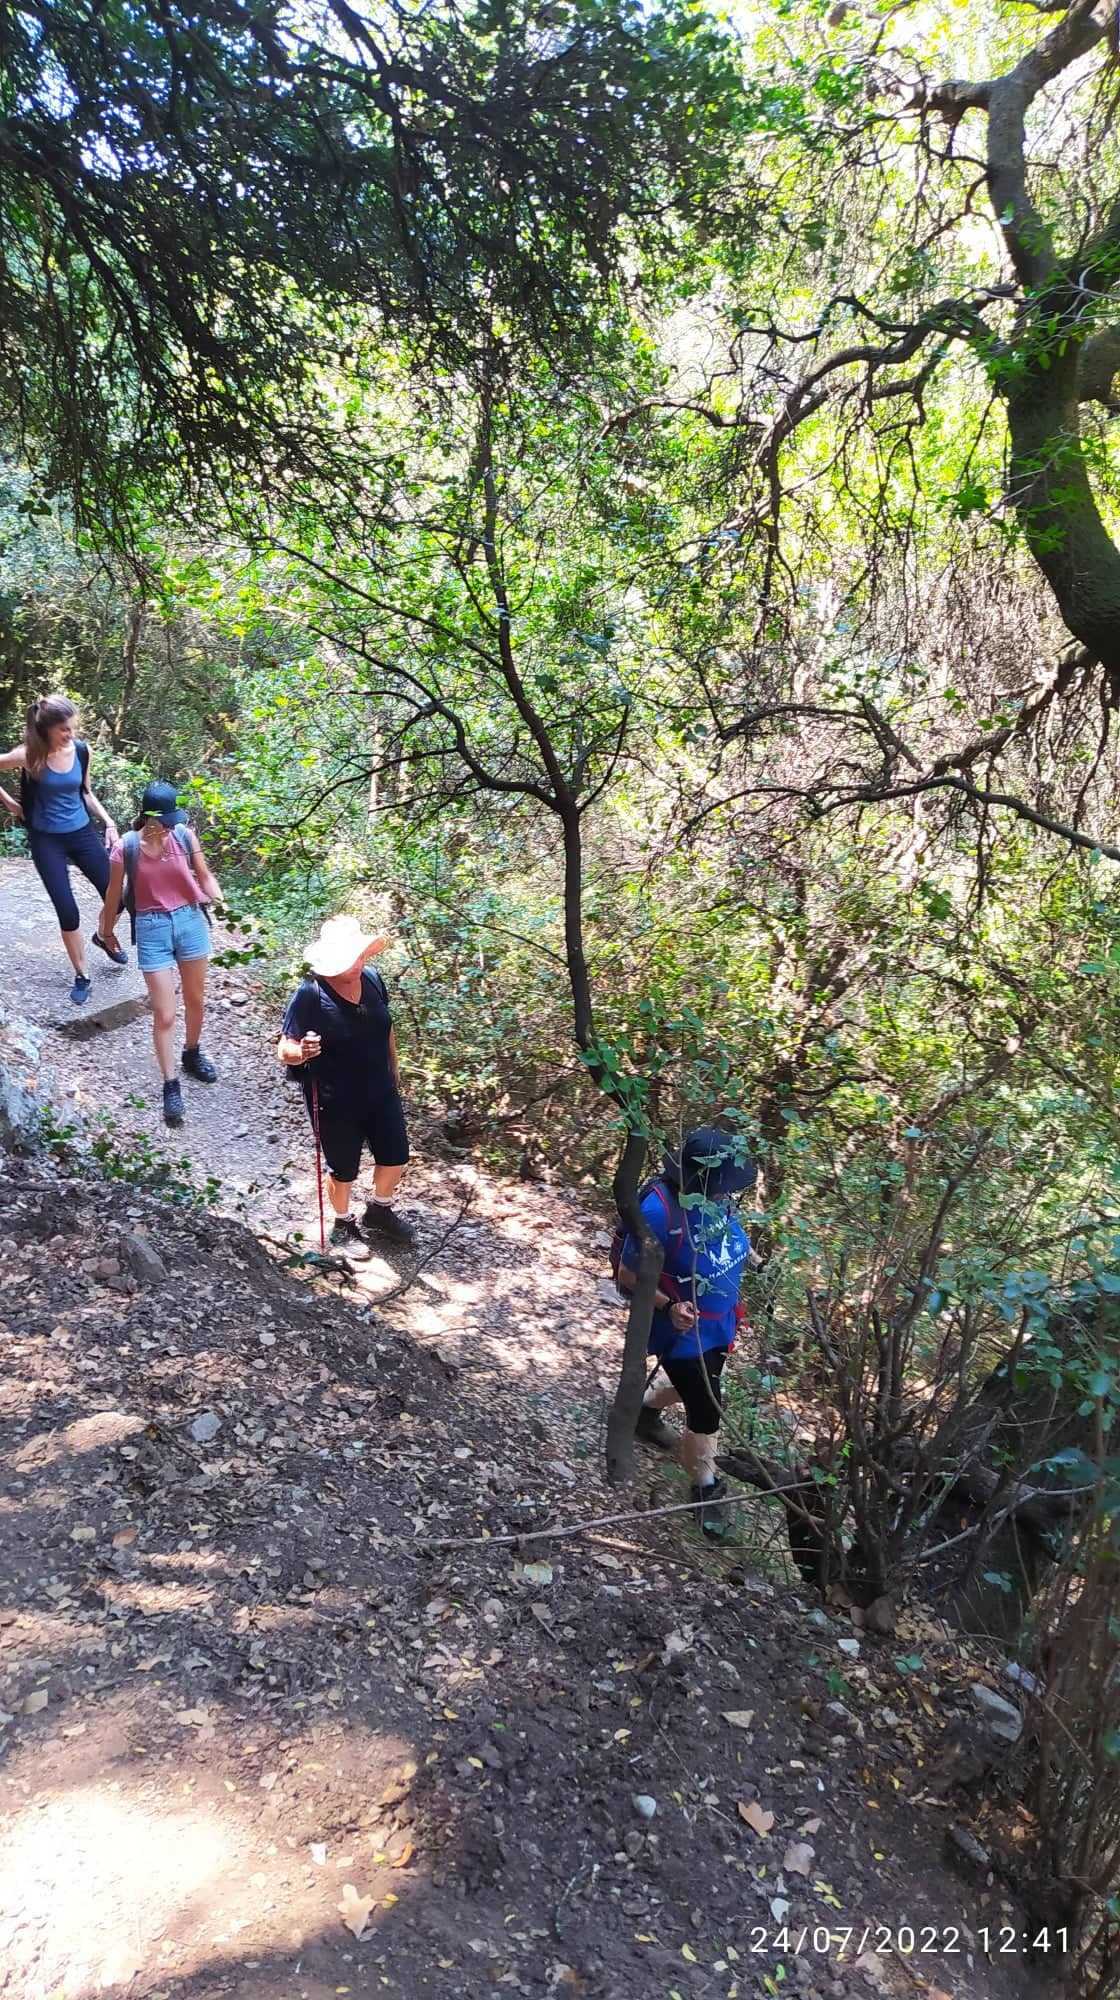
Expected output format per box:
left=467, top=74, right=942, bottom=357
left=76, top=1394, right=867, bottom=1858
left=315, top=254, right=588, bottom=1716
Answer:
left=0, top=856, right=1048, bottom=2000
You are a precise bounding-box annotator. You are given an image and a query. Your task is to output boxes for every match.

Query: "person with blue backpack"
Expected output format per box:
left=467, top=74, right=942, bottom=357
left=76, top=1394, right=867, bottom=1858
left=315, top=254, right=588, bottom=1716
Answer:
left=0, top=694, right=127, bottom=1003
left=98, top=781, right=222, bottom=1126
left=615, top=1125, right=755, bottom=1538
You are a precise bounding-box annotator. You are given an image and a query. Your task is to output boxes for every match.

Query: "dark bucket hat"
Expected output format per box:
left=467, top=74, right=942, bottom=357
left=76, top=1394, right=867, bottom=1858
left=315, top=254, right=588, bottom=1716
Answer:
left=664, top=1125, right=757, bottom=1200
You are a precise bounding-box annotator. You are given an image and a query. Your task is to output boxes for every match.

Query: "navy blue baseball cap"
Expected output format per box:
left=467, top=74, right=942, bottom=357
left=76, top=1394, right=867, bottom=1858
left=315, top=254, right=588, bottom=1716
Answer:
left=140, top=781, right=188, bottom=827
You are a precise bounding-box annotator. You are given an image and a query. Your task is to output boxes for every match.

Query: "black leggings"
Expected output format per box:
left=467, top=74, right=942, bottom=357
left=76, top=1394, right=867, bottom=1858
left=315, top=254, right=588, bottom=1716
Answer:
left=28, top=823, right=110, bottom=933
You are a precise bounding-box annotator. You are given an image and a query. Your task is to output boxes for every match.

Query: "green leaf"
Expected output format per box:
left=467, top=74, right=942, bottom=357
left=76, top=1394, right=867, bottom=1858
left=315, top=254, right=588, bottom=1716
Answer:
left=982, top=1571, right=1013, bottom=1595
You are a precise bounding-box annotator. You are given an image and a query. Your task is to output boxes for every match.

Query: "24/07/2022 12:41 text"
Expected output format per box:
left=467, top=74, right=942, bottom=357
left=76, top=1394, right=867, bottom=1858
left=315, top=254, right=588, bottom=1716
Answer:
left=738, top=1924, right=1071, bottom=1957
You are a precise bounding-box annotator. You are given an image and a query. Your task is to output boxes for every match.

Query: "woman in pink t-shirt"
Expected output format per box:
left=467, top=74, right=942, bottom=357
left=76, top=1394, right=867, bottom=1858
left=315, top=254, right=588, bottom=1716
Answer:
left=100, top=781, right=223, bottom=1127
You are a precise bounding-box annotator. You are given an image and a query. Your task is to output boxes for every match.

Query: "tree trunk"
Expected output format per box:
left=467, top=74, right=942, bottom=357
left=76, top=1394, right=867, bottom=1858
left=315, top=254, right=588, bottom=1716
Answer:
left=367, top=722, right=381, bottom=819
left=718, top=1443, right=836, bottom=1590
left=604, top=1128, right=661, bottom=1484
left=554, top=801, right=655, bottom=1484
left=472, top=373, right=660, bottom=1489
left=1005, top=292, right=1120, bottom=695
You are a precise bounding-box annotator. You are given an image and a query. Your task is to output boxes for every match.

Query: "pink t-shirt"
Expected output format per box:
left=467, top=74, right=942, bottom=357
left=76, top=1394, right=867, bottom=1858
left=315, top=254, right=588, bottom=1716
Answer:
left=111, top=830, right=202, bottom=914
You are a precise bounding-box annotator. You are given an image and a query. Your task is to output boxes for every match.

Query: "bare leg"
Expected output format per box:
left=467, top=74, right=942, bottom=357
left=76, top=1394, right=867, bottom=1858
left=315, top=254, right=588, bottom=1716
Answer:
left=179, top=955, right=208, bottom=1049
left=371, top=1163, right=405, bottom=1201
left=679, top=1429, right=719, bottom=1487
left=326, top=1175, right=355, bottom=1218
left=60, top=928, right=88, bottom=977
left=322, top=1172, right=372, bottom=1257
left=643, top=1382, right=684, bottom=1412
left=142, top=967, right=179, bottom=1080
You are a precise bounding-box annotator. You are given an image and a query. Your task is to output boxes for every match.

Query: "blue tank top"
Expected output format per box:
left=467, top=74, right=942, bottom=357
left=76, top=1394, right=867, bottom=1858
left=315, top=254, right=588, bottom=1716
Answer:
left=32, top=752, right=89, bottom=833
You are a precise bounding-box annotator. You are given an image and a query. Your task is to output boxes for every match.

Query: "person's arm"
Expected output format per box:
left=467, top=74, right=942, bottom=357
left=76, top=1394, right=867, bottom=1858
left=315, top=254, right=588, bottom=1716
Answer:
left=98, top=850, right=126, bottom=948
left=278, top=988, right=320, bottom=1066
left=277, top=1029, right=322, bottom=1065
left=81, top=750, right=119, bottom=845
left=617, top=1191, right=696, bottom=1326
left=188, top=831, right=221, bottom=905
left=388, top=1026, right=401, bottom=1088
left=0, top=745, right=25, bottom=817
left=617, top=1262, right=697, bottom=1326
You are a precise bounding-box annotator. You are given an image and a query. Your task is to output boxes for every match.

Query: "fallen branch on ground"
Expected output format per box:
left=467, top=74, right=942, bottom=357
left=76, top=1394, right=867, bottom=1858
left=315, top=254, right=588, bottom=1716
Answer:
left=258, top=1193, right=473, bottom=1306
left=365, top=1194, right=474, bottom=1305
left=420, top=1483, right=802, bottom=1550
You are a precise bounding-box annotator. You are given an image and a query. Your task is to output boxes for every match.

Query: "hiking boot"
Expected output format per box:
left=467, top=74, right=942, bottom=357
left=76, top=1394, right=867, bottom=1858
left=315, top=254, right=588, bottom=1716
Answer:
left=162, top=1078, right=185, bottom=1127
left=361, top=1201, right=417, bottom=1247
left=70, top=972, right=92, bottom=1006
left=329, top=1215, right=372, bottom=1261
left=182, top=1045, right=218, bottom=1083
left=635, top=1405, right=677, bottom=1451
left=91, top=930, right=128, bottom=966
left=692, top=1478, right=732, bottom=1540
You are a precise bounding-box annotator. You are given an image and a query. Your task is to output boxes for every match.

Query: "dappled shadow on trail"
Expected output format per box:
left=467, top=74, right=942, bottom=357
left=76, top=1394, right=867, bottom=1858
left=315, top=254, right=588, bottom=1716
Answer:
left=1, top=851, right=625, bottom=1414
left=0, top=1145, right=1048, bottom=2000
left=0, top=1155, right=668, bottom=2000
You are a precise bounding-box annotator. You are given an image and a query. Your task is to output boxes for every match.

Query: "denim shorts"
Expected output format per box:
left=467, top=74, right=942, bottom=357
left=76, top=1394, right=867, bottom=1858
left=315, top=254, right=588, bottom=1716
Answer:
left=135, top=904, right=210, bottom=971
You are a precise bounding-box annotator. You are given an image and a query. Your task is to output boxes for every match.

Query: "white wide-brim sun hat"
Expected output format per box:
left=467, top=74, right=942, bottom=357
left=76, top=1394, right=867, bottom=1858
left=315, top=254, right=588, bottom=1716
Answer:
left=305, top=914, right=388, bottom=979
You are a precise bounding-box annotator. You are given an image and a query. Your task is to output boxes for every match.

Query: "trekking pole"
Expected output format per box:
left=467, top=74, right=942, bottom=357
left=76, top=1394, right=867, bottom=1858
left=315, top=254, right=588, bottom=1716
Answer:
left=310, top=1073, right=327, bottom=1255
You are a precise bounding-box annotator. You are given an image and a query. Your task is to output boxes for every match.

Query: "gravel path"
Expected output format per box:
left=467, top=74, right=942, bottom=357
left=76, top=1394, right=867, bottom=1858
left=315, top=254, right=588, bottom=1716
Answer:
left=2, top=853, right=318, bottom=1222
left=0, top=852, right=629, bottom=1416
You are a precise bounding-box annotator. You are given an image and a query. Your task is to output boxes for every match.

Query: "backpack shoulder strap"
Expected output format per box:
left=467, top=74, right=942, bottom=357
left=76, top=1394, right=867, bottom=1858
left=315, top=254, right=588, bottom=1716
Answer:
left=76, top=740, right=90, bottom=787
left=121, top=831, right=141, bottom=941
left=173, top=824, right=216, bottom=927
left=647, top=1181, right=671, bottom=1226
left=649, top=1177, right=685, bottom=1244
left=305, top=977, right=325, bottom=1034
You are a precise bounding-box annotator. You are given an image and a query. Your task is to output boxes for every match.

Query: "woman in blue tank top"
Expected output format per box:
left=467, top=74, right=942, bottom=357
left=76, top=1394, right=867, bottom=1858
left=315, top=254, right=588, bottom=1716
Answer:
left=0, top=694, right=127, bottom=1004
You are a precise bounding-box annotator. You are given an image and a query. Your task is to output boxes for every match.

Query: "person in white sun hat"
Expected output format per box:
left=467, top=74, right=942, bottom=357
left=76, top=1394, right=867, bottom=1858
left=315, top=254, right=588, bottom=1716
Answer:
left=276, top=914, right=416, bottom=1258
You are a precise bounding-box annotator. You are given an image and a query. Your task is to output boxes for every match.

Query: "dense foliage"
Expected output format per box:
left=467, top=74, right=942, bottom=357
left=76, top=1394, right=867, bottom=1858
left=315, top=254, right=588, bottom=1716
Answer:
left=1, top=0, right=741, bottom=532
left=4, top=0, right=1120, bottom=1975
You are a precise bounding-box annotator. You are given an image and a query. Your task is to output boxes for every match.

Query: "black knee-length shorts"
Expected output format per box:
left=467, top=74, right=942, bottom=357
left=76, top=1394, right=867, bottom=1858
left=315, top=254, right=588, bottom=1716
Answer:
left=311, top=1090, right=410, bottom=1184
left=660, top=1346, right=729, bottom=1435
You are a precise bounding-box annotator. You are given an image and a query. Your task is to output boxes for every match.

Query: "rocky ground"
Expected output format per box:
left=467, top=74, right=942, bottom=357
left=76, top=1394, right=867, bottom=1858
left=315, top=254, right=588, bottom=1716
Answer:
left=0, top=858, right=1063, bottom=2000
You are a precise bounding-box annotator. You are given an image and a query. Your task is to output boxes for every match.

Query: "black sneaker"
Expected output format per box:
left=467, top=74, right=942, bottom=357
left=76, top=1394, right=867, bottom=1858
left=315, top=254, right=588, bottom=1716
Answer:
left=692, top=1479, right=732, bottom=1540
left=329, top=1215, right=372, bottom=1261
left=91, top=930, right=128, bottom=966
left=361, top=1202, right=417, bottom=1247
left=162, top=1078, right=185, bottom=1126
left=182, top=1046, right=218, bottom=1083
left=635, top=1406, right=677, bottom=1451
left=70, top=972, right=92, bottom=1006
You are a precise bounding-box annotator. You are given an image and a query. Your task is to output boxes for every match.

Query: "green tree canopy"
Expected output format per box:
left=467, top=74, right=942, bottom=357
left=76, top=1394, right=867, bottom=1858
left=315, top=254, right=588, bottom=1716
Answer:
left=1, top=0, right=742, bottom=529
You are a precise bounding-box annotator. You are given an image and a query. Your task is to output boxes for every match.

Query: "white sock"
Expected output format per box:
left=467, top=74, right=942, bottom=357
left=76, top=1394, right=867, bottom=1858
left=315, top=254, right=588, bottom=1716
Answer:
left=681, top=1429, right=718, bottom=1487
